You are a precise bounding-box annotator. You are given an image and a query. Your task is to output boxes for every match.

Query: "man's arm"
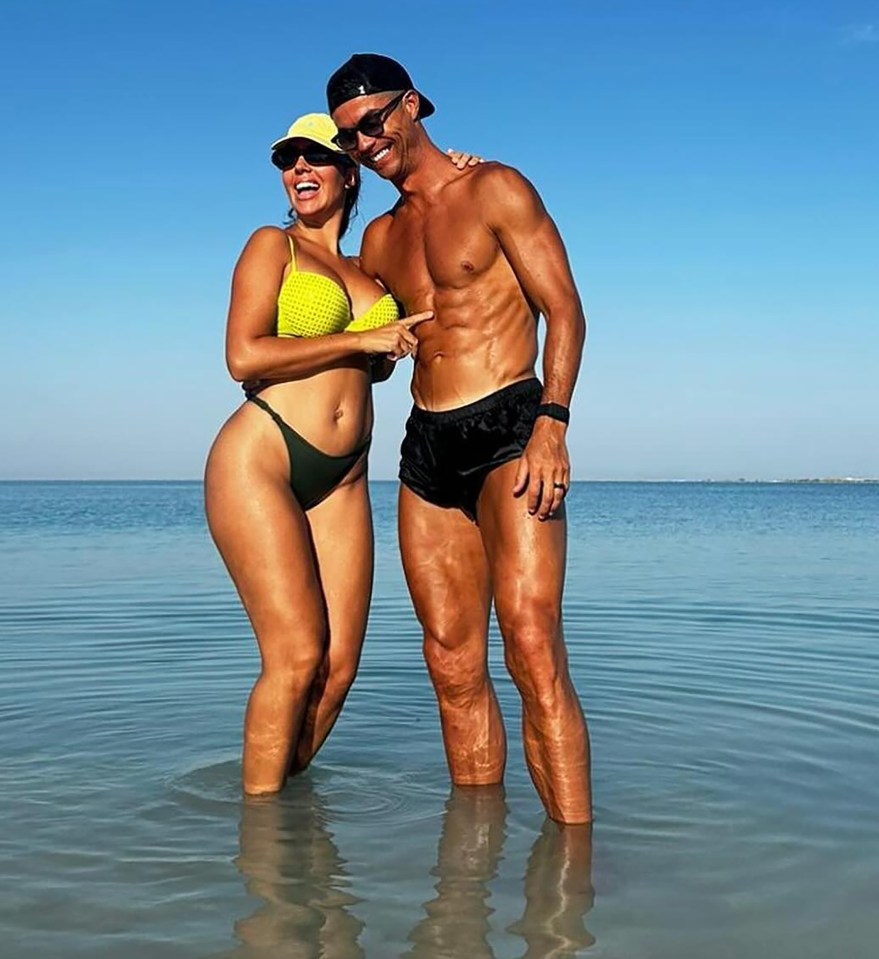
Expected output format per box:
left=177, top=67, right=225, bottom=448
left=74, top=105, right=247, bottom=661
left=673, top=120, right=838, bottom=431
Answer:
left=359, top=215, right=399, bottom=384
left=484, top=165, right=588, bottom=519
left=358, top=214, right=393, bottom=283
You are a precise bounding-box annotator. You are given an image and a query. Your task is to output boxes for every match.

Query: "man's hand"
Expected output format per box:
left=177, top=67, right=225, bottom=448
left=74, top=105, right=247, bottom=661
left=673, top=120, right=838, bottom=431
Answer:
left=512, top=418, right=571, bottom=520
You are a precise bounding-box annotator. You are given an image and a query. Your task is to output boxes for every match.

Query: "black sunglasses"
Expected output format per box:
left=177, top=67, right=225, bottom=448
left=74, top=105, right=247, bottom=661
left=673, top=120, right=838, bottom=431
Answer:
left=332, top=91, right=407, bottom=151
left=270, top=145, right=345, bottom=171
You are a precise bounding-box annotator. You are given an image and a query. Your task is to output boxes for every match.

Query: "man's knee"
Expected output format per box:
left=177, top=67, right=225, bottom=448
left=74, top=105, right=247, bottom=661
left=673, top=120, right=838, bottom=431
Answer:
left=497, top=600, right=567, bottom=701
left=423, top=626, right=488, bottom=706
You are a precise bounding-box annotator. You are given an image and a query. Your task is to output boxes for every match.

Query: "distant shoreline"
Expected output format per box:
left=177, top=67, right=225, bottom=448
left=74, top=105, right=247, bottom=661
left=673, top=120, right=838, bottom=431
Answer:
left=2, top=478, right=877, bottom=486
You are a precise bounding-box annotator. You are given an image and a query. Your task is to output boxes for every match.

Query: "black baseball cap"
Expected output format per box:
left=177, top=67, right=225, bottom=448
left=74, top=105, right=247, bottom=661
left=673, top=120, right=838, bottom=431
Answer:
left=327, top=53, right=435, bottom=119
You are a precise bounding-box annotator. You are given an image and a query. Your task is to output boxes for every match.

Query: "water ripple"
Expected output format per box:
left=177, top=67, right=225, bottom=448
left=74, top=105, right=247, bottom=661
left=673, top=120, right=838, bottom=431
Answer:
left=2, top=481, right=878, bottom=958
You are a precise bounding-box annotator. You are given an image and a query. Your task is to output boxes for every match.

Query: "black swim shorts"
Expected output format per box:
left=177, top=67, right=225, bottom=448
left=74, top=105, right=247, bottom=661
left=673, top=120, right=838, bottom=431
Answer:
left=399, top=377, right=543, bottom=521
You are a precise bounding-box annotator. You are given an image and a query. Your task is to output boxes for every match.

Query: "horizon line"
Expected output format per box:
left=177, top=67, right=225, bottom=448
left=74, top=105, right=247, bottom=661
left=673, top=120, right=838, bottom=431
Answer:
left=1, top=477, right=877, bottom=485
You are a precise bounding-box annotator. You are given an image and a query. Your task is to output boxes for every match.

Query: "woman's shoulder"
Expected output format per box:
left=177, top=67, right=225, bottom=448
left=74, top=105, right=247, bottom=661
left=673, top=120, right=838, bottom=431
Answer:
left=234, top=226, right=292, bottom=272
left=244, top=225, right=292, bottom=252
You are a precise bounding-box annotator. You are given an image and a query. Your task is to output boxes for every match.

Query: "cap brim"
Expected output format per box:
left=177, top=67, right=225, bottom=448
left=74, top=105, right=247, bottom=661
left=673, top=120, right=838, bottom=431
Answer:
left=270, top=135, right=344, bottom=154
left=415, top=91, right=435, bottom=119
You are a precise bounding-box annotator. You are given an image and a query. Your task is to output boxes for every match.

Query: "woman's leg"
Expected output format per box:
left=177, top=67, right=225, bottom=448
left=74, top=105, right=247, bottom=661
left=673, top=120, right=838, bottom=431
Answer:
left=204, top=408, right=327, bottom=795
left=291, top=466, right=373, bottom=771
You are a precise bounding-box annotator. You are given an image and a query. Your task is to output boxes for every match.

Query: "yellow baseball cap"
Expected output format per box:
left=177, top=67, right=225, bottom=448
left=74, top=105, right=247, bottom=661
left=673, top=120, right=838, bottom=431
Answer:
left=270, top=113, right=344, bottom=155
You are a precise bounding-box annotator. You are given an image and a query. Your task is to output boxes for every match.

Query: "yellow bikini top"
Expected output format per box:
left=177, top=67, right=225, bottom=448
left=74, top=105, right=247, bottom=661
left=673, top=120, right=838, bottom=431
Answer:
left=276, top=234, right=399, bottom=337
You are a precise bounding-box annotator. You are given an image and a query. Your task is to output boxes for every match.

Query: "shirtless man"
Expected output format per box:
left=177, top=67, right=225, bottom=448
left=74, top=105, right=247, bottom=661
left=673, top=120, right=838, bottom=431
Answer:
left=328, top=54, right=592, bottom=824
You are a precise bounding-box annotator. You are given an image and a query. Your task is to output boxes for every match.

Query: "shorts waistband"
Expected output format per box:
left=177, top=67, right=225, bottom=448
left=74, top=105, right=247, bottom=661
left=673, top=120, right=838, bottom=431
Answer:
left=408, top=377, right=542, bottom=424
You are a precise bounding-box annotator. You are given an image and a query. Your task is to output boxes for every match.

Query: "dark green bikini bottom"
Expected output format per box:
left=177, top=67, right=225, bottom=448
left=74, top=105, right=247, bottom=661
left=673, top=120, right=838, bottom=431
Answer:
left=248, top=395, right=370, bottom=511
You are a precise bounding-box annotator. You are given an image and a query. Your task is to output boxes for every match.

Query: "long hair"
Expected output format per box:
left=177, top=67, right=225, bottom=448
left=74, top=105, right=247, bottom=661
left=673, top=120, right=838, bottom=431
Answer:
left=338, top=159, right=360, bottom=237
left=286, top=158, right=360, bottom=238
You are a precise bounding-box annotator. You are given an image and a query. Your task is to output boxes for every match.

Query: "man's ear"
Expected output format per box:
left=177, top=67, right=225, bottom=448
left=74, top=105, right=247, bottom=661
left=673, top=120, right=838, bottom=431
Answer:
left=403, top=90, right=421, bottom=120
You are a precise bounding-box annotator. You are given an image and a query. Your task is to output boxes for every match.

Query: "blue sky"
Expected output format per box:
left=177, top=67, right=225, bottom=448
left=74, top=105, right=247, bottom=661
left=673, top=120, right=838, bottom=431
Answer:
left=1, top=0, right=876, bottom=480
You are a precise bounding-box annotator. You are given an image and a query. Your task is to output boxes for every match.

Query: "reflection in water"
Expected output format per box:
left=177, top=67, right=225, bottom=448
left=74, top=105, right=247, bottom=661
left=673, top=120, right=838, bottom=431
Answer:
left=405, top=787, right=595, bottom=958
left=506, top=820, right=595, bottom=957
left=220, top=778, right=364, bottom=959
left=404, top=786, right=508, bottom=958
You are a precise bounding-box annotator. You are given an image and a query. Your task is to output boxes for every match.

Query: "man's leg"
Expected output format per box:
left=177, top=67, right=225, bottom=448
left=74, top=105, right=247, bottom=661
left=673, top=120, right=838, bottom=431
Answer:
left=476, top=462, right=592, bottom=823
left=399, top=484, right=506, bottom=784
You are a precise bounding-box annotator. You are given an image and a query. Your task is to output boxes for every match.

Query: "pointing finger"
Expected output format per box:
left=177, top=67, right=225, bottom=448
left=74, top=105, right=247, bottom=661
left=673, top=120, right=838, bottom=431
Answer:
left=399, top=311, right=434, bottom=328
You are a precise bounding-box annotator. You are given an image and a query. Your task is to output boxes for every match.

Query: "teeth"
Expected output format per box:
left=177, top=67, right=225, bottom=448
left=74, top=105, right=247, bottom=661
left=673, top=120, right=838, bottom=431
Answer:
left=371, top=147, right=390, bottom=162
left=295, top=183, right=319, bottom=194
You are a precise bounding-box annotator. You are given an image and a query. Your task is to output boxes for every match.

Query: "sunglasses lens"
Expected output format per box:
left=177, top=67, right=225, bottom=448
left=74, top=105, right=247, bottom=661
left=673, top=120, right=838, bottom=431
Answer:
left=303, top=150, right=337, bottom=166
left=359, top=116, right=384, bottom=138
left=272, top=148, right=341, bottom=169
left=271, top=150, right=295, bottom=170
left=334, top=106, right=392, bottom=151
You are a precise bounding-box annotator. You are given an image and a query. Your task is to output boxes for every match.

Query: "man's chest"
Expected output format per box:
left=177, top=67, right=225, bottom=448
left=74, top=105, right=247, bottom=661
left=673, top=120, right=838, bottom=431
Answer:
left=379, top=204, right=500, bottom=301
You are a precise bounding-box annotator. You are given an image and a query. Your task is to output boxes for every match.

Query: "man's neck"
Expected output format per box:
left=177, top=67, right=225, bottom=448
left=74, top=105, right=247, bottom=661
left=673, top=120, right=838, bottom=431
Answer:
left=393, top=134, right=459, bottom=200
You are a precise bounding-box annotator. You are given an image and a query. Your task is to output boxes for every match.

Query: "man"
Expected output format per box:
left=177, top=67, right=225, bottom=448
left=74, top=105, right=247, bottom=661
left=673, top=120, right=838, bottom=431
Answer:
left=328, top=54, right=592, bottom=824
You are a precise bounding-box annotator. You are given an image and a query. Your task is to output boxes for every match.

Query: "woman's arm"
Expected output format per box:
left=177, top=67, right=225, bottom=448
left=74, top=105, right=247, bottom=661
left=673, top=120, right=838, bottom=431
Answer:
left=225, top=228, right=359, bottom=382
left=225, top=228, right=432, bottom=382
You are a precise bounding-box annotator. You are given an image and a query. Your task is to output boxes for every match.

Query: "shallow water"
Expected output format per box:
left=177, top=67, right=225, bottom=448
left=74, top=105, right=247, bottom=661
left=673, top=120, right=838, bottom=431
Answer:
left=1, top=481, right=877, bottom=958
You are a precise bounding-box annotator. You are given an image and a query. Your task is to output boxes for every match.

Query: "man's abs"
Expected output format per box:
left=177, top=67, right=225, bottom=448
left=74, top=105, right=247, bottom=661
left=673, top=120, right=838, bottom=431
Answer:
left=411, top=302, right=539, bottom=411
left=374, top=167, right=540, bottom=410
left=400, top=235, right=540, bottom=411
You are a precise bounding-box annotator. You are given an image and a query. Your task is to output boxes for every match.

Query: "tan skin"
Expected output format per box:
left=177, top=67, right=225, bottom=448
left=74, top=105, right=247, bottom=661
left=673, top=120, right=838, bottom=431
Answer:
left=332, top=90, right=592, bottom=823
left=204, top=138, right=433, bottom=796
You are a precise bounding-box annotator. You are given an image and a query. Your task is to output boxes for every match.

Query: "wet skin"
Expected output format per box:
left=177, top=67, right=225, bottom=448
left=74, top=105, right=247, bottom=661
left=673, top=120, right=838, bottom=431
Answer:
left=205, top=143, right=428, bottom=797
left=333, top=90, right=592, bottom=823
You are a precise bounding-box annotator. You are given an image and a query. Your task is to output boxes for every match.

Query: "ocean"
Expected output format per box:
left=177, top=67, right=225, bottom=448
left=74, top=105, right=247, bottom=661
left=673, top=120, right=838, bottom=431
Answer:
left=1, top=480, right=877, bottom=958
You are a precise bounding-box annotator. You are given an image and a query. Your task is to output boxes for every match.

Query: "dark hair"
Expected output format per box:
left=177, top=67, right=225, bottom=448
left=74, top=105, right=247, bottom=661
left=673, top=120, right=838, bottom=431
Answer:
left=339, top=159, right=361, bottom=237
left=285, top=157, right=360, bottom=238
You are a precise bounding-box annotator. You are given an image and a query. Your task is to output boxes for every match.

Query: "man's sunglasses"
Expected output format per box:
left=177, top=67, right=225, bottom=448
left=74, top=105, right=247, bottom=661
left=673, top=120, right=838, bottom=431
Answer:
left=332, top=91, right=407, bottom=151
left=270, top=146, right=345, bottom=172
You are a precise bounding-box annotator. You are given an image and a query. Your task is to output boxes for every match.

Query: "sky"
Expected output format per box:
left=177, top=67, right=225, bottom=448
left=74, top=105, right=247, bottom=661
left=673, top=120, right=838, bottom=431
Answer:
left=1, top=0, right=877, bottom=480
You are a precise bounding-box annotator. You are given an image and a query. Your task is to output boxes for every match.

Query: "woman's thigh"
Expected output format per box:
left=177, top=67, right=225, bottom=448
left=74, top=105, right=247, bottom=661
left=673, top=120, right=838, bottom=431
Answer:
left=205, top=408, right=326, bottom=663
left=305, top=465, right=374, bottom=674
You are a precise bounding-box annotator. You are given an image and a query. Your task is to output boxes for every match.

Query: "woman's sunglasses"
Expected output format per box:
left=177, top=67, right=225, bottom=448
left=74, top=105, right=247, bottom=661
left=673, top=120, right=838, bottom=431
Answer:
left=331, top=91, right=407, bottom=151
left=270, top=146, right=345, bottom=171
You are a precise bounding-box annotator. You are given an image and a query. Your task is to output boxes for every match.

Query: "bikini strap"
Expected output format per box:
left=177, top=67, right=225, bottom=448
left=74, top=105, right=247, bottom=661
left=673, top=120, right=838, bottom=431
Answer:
left=248, top=394, right=287, bottom=430
left=286, top=233, right=297, bottom=273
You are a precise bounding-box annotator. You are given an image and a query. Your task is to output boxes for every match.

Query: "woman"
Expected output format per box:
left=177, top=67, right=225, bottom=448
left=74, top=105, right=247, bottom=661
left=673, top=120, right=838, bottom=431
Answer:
left=204, top=112, right=436, bottom=796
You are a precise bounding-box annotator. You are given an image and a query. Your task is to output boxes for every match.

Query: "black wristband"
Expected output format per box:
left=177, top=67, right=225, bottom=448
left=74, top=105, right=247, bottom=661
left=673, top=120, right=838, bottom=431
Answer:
left=535, top=402, right=570, bottom=425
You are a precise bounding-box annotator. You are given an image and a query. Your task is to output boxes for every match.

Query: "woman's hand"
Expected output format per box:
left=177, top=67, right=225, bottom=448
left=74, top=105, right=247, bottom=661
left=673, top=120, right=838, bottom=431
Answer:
left=446, top=148, right=485, bottom=169
left=354, top=311, right=434, bottom=360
